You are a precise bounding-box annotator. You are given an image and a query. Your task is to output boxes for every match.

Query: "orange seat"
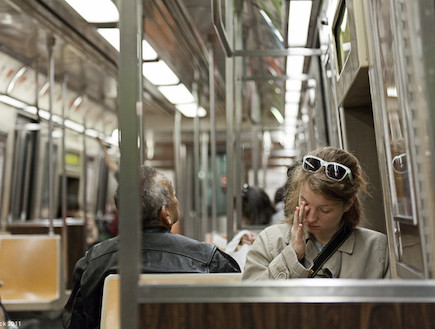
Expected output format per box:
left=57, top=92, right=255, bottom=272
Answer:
left=100, top=273, right=242, bottom=329
left=0, top=235, right=64, bottom=311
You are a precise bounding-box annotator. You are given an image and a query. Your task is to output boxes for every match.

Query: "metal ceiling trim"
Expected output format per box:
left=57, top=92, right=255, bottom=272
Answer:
left=234, top=48, right=323, bottom=57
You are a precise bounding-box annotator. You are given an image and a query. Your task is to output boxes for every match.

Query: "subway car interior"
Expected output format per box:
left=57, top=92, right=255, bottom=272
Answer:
left=0, top=0, right=434, bottom=328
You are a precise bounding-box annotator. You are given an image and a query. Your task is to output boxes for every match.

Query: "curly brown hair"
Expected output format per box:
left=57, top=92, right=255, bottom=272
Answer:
left=284, top=147, right=368, bottom=230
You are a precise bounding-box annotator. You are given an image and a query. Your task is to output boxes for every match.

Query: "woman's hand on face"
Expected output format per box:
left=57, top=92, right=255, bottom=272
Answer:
left=291, top=202, right=309, bottom=261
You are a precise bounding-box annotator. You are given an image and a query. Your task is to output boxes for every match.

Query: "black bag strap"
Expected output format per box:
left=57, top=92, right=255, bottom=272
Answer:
left=307, top=225, right=352, bottom=278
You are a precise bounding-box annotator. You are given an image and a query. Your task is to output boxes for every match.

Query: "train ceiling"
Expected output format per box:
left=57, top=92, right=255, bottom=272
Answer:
left=0, top=0, right=319, bottom=144
left=143, top=0, right=293, bottom=126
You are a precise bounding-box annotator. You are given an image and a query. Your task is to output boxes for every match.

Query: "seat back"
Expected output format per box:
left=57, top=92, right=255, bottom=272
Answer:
left=0, top=234, right=63, bottom=311
left=100, top=273, right=242, bottom=329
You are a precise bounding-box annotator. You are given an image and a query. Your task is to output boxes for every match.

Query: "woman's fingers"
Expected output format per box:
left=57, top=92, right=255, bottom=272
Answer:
left=299, top=201, right=307, bottom=223
left=293, top=206, right=300, bottom=228
left=292, top=205, right=305, bottom=260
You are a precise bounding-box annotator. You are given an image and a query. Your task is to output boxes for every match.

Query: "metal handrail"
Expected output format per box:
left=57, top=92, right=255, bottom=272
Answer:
left=211, top=0, right=233, bottom=57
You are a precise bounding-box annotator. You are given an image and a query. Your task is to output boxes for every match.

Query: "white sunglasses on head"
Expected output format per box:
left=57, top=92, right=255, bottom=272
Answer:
left=302, top=155, right=354, bottom=183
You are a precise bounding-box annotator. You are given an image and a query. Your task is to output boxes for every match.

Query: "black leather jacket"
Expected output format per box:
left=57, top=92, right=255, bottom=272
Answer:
left=63, top=227, right=240, bottom=329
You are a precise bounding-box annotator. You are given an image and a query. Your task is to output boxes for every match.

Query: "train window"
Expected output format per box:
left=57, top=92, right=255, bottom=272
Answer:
left=39, top=140, right=59, bottom=219
left=371, top=0, right=418, bottom=225
left=369, top=0, right=424, bottom=275
left=86, top=154, right=99, bottom=215
left=331, top=0, right=370, bottom=107
left=333, top=2, right=350, bottom=74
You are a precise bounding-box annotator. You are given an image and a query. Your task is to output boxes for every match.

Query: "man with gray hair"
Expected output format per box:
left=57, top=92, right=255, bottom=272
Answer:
left=63, top=165, right=240, bottom=329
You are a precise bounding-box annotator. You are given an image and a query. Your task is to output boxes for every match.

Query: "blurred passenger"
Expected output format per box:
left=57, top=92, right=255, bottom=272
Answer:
left=63, top=165, right=240, bottom=329
left=241, top=185, right=275, bottom=227
left=271, top=163, right=299, bottom=224
left=225, top=185, right=275, bottom=271
left=97, top=137, right=119, bottom=181
left=271, top=186, right=285, bottom=224
left=59, top=194, right=79, bottom=218
left=85, top=213, right=99, bottom=248
left=97, top=137, right=119, bottom=236
left=242, top=146, right=390, bottom=280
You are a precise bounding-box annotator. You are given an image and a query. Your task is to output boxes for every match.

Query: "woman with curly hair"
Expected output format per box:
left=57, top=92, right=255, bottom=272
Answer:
left=242, top=146, right=390, bottom=280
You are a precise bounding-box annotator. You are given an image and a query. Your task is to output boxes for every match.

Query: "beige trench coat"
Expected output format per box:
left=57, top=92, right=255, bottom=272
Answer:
left=242, top=224, right=390, bottom=280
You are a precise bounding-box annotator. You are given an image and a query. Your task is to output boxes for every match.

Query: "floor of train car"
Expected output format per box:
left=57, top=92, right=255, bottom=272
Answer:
left=8, top=311, right=63, bottom=329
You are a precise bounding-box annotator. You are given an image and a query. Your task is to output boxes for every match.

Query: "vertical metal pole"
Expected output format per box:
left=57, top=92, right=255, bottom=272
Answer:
left=119, top=0, right=141, bottom=328
left=61, top=76, right=68, bottom=292
left=137, top=11, right=144, bottom=165
left=252, top=126, right=260, bottom=186
left=208, top=41, right=217, bottom=232
left=173, top=110, right=182, bottom=209
left=82, top=107, right=88, bottom=219
left=234, top=9, right=243, bottom=228
left=262, top=132, right=268, bottom=188
left=82, top=98, right=89, bottom=260
left=225, top=0, right=235, bottom=241
left=61, top=78, right=68, bottom=224
left=47, top=35, right=55, bottom=235
left=193, top=69, right=201, bottom=239
left=201, top=132, right=209, bottom=238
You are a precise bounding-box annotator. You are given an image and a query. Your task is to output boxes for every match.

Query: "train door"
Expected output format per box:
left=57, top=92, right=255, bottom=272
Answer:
left=9, top=116, right=40, bottom=221
left=61, top=137, right=82, bottom=218
left=365, top=0, right=435, bottom=278
left=34, top=124, right=60, bottom=219
left=319, top=0, right=386, bottom=235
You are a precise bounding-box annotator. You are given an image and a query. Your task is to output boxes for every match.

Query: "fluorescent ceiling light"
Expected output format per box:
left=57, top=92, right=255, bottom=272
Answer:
left=143, top=61, right=179, bottom=85
left=52, top=130, right=63, bottom=139
left=64, top=0, right=119, bottom=23
left=285, top=103, right=299, bottom=123
left=286, top=56, right=304, bottom=75
left=157, top=84, right=195, bottom=104
left=97, top=28, right=119, bottom=51
left=271, top=107, right=284, bottom=124
left=286, top=80, right=302, bottom=92
left=288, top=1, right=312, bottom=47
left=65, top=119, right=85, bottom=133
left=387, top=87, right=398, bottom=98
left=143, top=40, right=158, bottom=60
left=7, top=66, right=26, bottom=93
left=23, top=106, right=38, bottom=115
left=286, top=91, right=300, bottom=103
left=0, top=95, right=38, bottom=114
left=39, top=82, right=49, bottom=96
left=86, top=129, right=100, bottom=138
left=36, top=110, right=62, bottom=124
left=0, top=95, right=27, bottom=108
left=176, top=103, right=207, bottom=118
left=283, top=126, right=296, bottom=149
left=24, top=123, right=41, bottom=131
left=307, top=79, right=316, bottom=88
left=39, top=109, right=50, bottom=120
left=52, top=114, right=64, bottom=125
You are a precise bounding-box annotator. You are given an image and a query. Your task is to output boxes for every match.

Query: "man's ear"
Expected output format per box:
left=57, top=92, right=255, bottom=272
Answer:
left=159, top=205, right=172, bottom=228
